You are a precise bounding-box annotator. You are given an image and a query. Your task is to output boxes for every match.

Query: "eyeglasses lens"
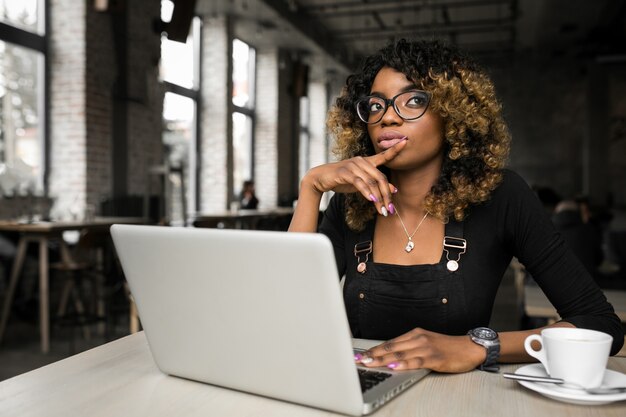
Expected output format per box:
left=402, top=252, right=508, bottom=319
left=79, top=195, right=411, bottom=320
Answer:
left=357, top=91, right=429, bottom=124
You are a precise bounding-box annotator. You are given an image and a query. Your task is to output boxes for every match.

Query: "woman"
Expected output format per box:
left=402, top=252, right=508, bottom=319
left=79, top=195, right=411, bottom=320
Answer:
left=239, top=180, right=259, bottom=209
left=288, top=39, right=623, bottom=373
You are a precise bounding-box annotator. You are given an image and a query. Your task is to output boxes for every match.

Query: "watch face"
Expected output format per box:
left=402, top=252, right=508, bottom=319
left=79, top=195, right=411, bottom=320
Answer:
left=473, top=327, right=497, bottom=340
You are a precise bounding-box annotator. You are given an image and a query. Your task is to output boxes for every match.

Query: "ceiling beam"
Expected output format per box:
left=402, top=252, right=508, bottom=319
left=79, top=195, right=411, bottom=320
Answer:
left=304, top=0, right=514, bottom=17
left=332, top=18, right=515, bottom=37
left=258, top=0, right=356, bottom=69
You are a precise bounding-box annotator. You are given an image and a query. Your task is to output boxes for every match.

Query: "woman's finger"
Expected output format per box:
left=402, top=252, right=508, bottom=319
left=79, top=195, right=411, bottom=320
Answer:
left=366, top=137, right=407, bottom=168
left=331, top=157, right=397, bottom=216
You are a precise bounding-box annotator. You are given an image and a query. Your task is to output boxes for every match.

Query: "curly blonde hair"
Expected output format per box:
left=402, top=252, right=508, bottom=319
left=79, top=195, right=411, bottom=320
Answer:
left=327, top=39, right=511, bottom=231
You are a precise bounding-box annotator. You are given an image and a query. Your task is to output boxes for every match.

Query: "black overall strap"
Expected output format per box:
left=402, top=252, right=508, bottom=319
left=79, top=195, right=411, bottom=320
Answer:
left=352, top=220, right=375, bottom=274
left=443, top=219, right=466, bottom=272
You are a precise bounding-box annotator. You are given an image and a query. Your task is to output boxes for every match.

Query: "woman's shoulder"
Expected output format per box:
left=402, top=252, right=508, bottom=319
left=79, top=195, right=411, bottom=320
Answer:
left=471, top=169, right=538, bottom=216
left=498, top=169, right=532, bottom=192
left=489, top=169, right=536, bottom=202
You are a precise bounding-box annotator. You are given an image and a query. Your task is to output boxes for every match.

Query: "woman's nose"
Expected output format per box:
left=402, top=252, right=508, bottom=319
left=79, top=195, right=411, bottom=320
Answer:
left=380, top=104, right=402, bottom=125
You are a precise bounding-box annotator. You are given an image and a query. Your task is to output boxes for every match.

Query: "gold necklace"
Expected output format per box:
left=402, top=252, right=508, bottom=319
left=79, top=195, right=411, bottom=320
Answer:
left=395, top=206, right=429, bottom=253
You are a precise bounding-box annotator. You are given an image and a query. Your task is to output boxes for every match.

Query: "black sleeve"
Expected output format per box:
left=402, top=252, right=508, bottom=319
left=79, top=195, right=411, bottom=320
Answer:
left=318, top=193, right=348, bottom=278
left=498, top=171, right=624, bottom=355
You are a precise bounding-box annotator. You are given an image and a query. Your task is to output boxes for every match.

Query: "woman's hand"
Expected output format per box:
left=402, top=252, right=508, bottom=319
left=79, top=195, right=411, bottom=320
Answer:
left=302, top=139, right=407, bottom=216
left=356, top=327, right=487, bottom=373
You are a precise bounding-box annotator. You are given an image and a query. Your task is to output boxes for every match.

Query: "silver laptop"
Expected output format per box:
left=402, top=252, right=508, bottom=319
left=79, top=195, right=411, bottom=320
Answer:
left=110, top=224, right=429, bottom=416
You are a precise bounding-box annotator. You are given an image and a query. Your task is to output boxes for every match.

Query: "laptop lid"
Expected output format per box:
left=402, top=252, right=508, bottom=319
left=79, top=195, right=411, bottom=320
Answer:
left=111, top=225, right=365, bottom=415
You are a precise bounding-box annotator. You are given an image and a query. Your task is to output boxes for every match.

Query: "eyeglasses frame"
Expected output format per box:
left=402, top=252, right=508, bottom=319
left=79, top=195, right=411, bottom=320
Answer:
left=355, top=89, right=432, bottom=124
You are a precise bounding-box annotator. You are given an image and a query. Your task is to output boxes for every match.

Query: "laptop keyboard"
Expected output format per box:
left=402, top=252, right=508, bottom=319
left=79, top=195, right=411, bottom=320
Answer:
left=358, top=369, right=393, bottom=393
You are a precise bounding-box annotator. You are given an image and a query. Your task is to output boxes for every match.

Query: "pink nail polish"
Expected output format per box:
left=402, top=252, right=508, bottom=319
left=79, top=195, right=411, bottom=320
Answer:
left=369, top=194, right=378, bottom=203
left=387, top=362, right=399, bottom=369
left=388, top=203, right=395, bottom=215
left=354, top=353, right=363, bottom=361
left=392, top=187, right=398, bottom=194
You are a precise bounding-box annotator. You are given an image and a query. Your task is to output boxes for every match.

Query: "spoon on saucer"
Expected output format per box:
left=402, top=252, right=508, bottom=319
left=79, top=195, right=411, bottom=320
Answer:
left=503, top=373, right=626, bottom=395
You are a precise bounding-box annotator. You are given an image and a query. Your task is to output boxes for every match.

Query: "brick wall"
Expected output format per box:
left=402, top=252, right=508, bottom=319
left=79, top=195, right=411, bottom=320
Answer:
left=85, top=4, right=115, bottom=210
left=609, top=69, right=626, bottom=207
left=488, top=53, right=626, bottom=208
left=488, top=54, right=588, bottom=198
left=49, top=0, right=87, bottom=219
left=199, top=16, right=230, bottom=212
left=48, top=0, right=162, bottom=219
left=254, top=48, right=279, bottom=208
left=125, top=1, right=163, bottom=197
left=307, top=80, right=328, bottom=170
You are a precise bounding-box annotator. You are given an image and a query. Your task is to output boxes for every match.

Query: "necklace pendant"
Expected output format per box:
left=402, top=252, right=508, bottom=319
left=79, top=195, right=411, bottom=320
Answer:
left=405, top=240, right=415, bottom=253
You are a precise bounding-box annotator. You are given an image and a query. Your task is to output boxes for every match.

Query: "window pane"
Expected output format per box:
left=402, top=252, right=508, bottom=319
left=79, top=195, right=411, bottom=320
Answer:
left=160, top=12, right=196, bottom=89
left=163, top=92, right=195, bottom=224
left=232, top=112, right=253, bottom=198
left=232, top=39, right=255, bottom=108
left=0, top=0, right=42, bottom=34
left=299, top=131, right=309, bottom=182
left=298, top=97, right=310, bottom=181
left=0, top=40, right=43, bottom=194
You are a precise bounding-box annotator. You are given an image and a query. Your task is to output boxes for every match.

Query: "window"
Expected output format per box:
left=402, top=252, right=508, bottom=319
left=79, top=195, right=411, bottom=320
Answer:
left=160, top=0, right=200, bottom=225
left=0, top=0, right=46, bottom=195
left=298, top=96, right=310, bottom=181
left=232, top=39, right=255, bottom=199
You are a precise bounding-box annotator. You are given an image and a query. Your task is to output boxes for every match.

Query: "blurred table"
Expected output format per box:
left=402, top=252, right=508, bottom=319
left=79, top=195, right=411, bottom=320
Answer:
left=192, top=207, right=294, bottom=230
left=0, top=217, right=144, bottom=352
left=524, top=285, right=626, bottom=323
left=1, top=331, right=625, bottom=416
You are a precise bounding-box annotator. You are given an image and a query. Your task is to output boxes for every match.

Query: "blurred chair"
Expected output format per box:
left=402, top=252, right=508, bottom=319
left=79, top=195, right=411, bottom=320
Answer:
left=609, top=231, right=626, bottom=271
left=50, top=228, right=108, bottom=345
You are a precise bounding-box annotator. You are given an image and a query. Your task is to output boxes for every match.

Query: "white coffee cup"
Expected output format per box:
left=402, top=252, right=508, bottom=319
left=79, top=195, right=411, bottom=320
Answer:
left=524, top=328, right=612, bottom=389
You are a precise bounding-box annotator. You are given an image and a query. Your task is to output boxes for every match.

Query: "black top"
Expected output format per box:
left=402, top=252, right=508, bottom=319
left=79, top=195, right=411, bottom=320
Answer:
left=318, top=170, right=624, bottom=355
left=551, top=209, right=603, bottom=275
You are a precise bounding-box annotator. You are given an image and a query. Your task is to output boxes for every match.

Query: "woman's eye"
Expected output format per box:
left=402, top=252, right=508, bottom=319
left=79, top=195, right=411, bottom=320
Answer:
left=406, top=95, right=427, bottom=107
left=369, top=102, right=384, bottom=112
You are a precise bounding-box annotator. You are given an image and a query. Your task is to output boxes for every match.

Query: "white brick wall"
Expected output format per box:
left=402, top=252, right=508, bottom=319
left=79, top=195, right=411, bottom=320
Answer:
left=199, top=16, right=230, bottom=212
left=307, top=81, right=327, bottom=170
left=126, top=0, right=163, bottom=197
left=254, top=48, right=279, bottom=208
left=48, top=0, right=162, bottom=219
left=49, top=0, right=87, bottom=219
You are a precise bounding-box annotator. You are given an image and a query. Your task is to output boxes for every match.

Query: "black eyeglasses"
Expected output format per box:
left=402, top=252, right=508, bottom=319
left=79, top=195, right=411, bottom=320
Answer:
left=355, top=90, right=431, bottom=124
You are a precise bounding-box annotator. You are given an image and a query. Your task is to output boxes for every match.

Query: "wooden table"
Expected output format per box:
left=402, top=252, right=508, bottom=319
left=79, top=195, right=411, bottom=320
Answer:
left=0, top=217, right=144, bottom=352
left=0, top=332, right=624, bottom=416
left=524, top=285, right=626, bottom=322
left=192, top=207, right=294, bottom=230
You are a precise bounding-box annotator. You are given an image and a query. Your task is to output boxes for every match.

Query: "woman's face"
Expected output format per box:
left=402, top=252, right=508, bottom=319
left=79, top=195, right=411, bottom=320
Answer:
left=366, top=66, right=445, bottom=172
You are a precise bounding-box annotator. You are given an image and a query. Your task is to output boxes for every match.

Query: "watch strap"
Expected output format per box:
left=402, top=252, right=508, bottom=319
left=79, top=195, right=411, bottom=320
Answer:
left=478, top=343, right=500, bottom=372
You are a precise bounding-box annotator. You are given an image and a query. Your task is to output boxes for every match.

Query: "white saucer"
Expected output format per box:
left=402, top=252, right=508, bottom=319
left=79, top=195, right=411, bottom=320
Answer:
left=514, top=364, right=626, bottom=405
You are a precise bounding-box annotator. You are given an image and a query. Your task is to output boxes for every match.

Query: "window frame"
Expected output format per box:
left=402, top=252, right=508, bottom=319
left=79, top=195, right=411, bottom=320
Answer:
left=0, top=0, right=48, bottom=194
left=160, top=14, right=202, bottom=222
left=231, top=38, right=257, bottom=200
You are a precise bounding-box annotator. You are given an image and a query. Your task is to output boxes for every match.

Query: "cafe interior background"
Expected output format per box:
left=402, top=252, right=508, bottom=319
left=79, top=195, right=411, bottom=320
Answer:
left=0, top=0, right=625, bottom=379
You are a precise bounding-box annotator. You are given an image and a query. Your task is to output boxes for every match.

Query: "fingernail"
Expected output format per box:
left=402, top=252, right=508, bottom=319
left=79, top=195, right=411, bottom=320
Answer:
left=360, top=357, right=374, bottom=365
left=369, top=194, right=378, bottom=203
left=387, top=362, right=399, bottom=369
left=354, top=353, right=363, bottom=361
left=381, top=206, right=388, bottom=217
left=392, top=187, right=398, bottom=194
left=388, top=203, right=395, bottom=215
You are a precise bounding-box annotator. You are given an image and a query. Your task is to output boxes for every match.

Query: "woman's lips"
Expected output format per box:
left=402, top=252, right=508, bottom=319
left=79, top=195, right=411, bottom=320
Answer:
left=377, top=134, right=407, bottom=150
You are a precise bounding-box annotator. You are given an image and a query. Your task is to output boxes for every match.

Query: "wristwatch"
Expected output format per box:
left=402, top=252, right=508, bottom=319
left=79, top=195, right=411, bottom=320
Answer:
left=467, top=327, right=500, bottom=372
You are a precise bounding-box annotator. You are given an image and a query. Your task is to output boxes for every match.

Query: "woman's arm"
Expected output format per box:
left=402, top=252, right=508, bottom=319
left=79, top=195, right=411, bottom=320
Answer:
left=288, top=176, right=324, bottom=233
left=355, top=322, right=577, bottom=373
left=288, top=140, right=407, bottom=233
